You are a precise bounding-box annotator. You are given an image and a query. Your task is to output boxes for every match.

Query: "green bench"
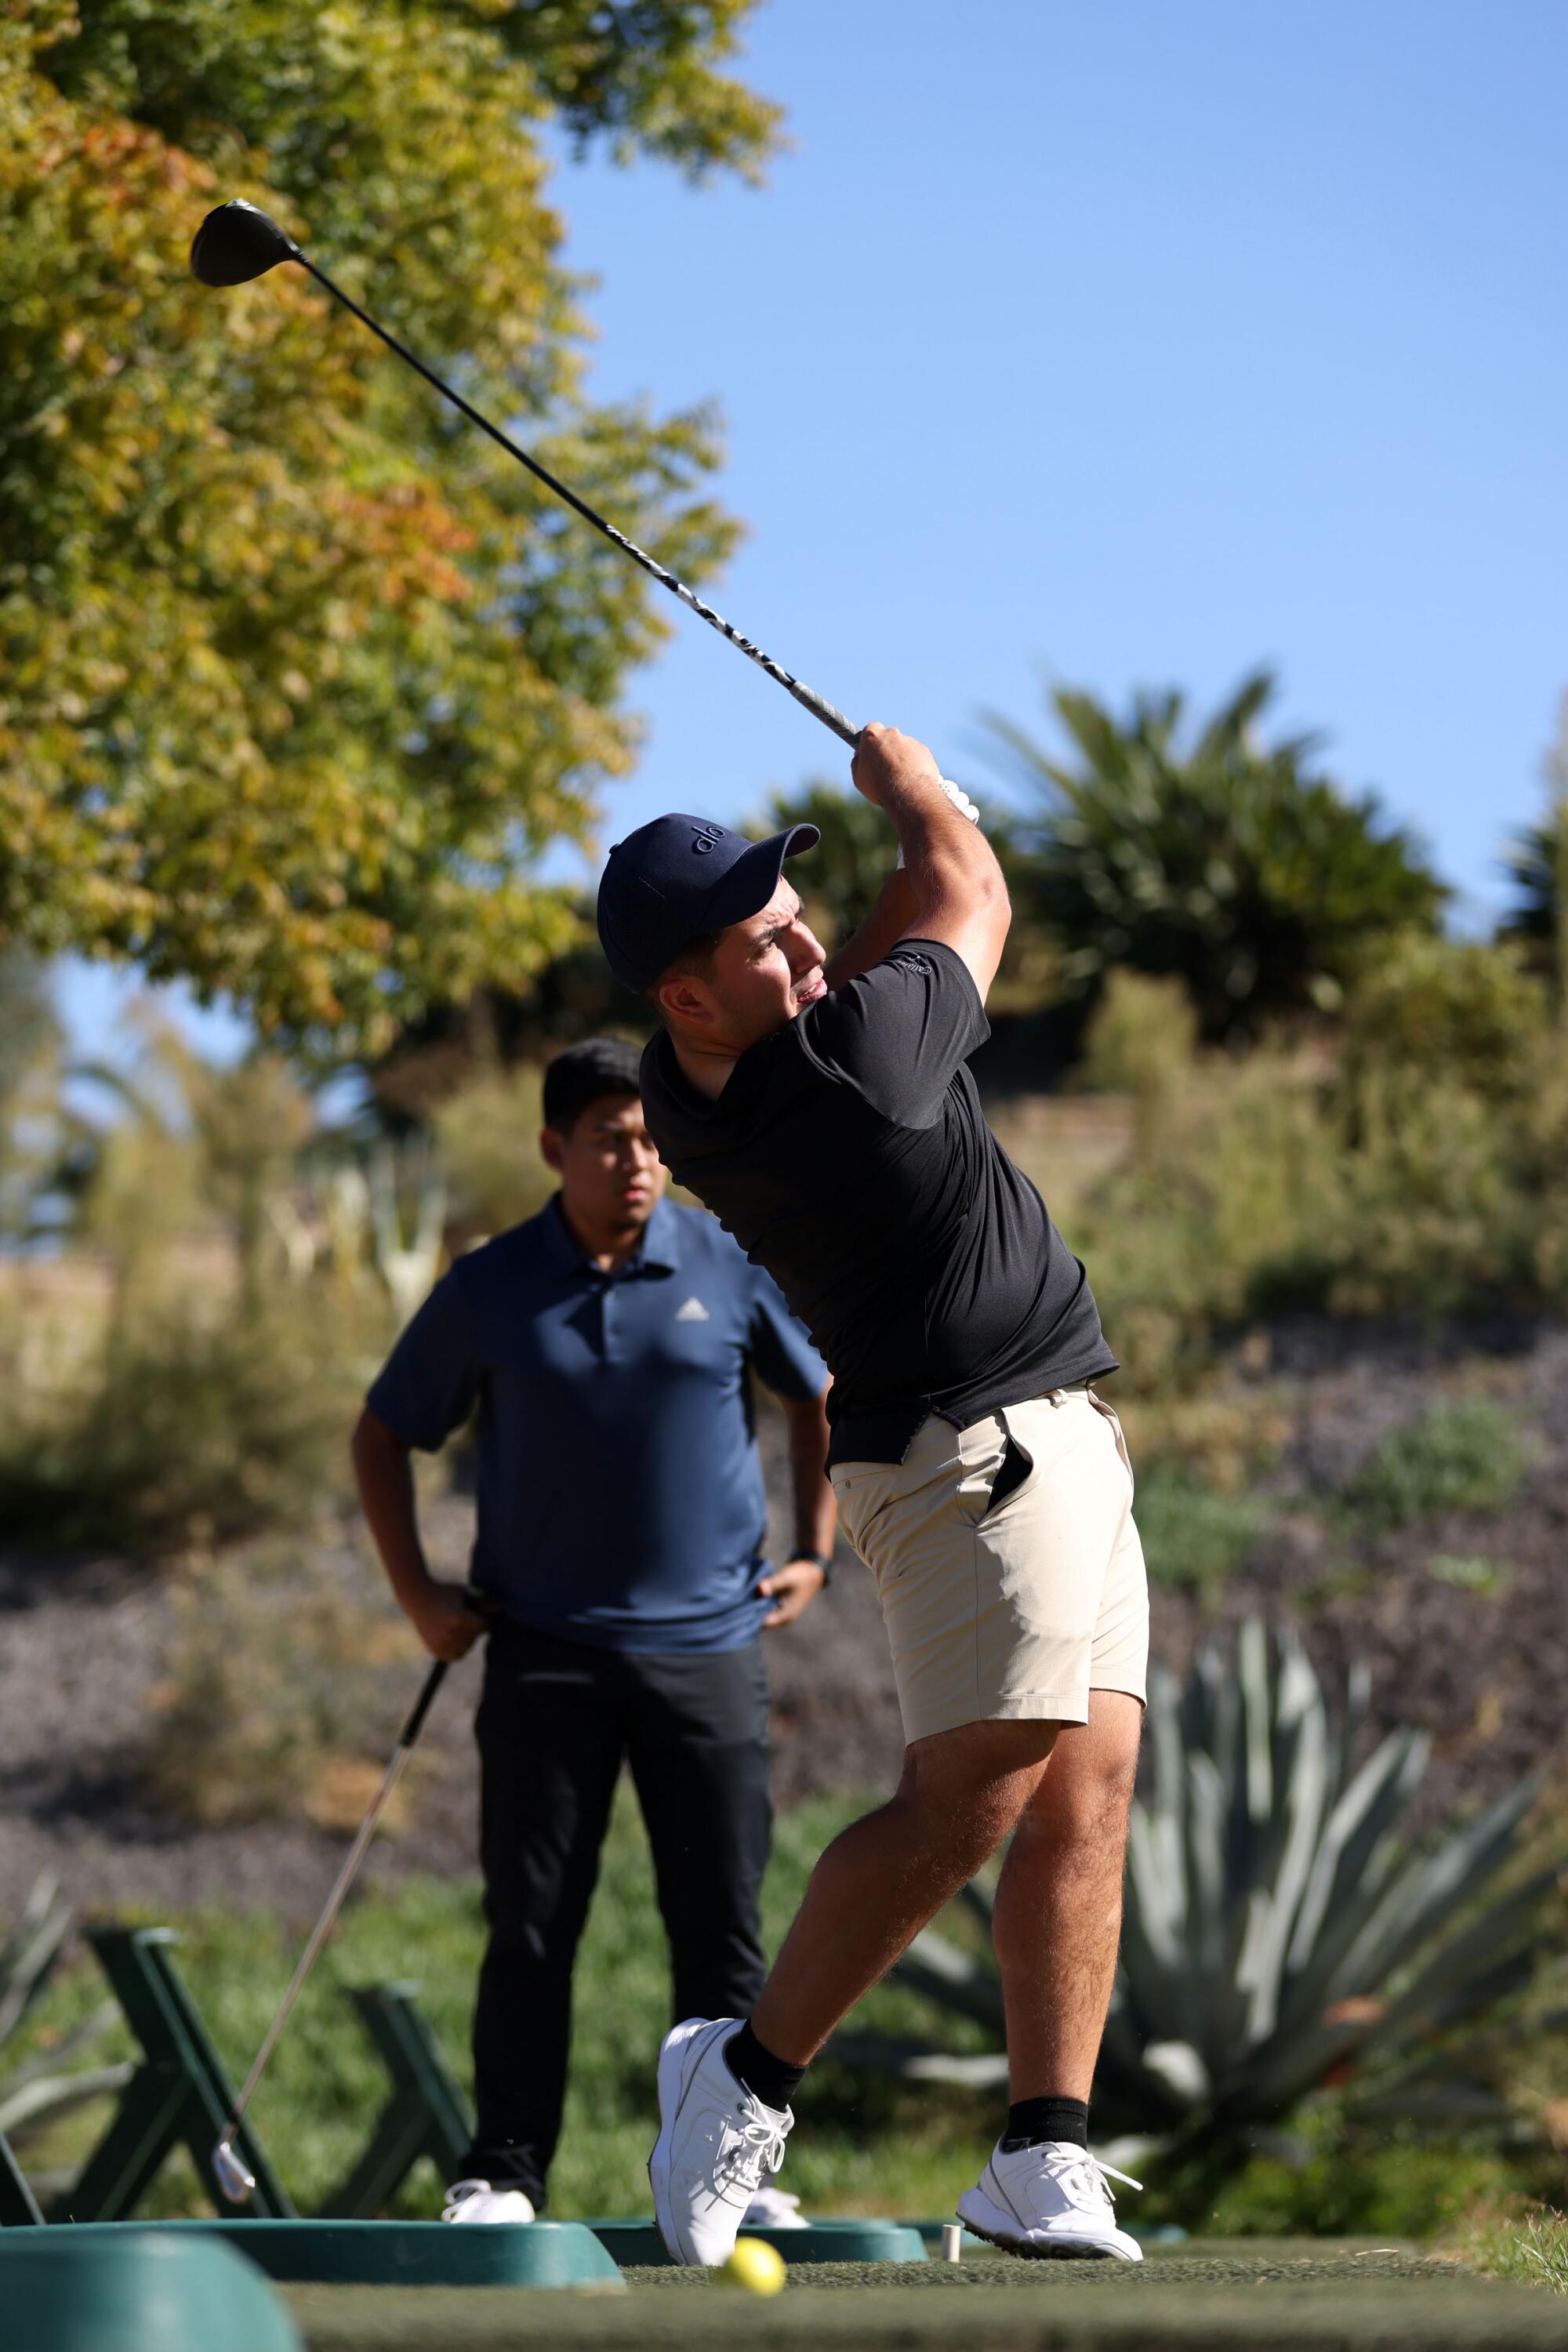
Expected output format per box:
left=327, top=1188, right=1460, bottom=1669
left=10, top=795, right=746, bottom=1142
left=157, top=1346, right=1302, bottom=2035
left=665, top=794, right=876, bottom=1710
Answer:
left=13, top=1929, right=474, bottom=2224
left=0, top=2130, right=43, bottom=2226
left=59, top=1928, right=293, bottom=2222
left=320, top=1981, right=474, bottom=2216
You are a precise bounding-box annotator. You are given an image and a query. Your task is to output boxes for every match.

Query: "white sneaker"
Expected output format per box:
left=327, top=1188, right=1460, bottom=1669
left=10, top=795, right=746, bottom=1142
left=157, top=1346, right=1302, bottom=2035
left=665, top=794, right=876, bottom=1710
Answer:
left=441, top=2177, right=536, bottom=2224
left=743, top=2183, right=808, bottom=2228
left=956, top=2140, right=1142, bottom=2262
left=648, top=2017, right=794, bottom=2266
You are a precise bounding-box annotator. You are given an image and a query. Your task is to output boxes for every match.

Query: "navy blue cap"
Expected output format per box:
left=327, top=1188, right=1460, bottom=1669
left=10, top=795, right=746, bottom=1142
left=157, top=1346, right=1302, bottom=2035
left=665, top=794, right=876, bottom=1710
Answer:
left=596, top=814, right=819, bottom=994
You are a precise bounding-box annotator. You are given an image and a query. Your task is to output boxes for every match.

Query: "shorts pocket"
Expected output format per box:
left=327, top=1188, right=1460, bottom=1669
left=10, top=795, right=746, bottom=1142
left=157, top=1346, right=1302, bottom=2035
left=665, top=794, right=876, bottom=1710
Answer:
left=981, top=1427, right=1035, bottom=1519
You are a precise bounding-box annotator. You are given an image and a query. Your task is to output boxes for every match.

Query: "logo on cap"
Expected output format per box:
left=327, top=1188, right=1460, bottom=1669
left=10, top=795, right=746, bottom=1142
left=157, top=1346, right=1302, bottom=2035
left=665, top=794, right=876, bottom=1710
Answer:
left=691, top=823, right=724, bottom=856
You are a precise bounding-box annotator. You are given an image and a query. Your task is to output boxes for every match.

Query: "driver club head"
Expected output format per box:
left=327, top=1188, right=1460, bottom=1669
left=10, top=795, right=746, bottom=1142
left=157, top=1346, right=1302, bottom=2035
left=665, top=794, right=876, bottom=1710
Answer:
left=212, top=2135, right=258, bottom=2205
left=191, top=199, right=301, bottom=288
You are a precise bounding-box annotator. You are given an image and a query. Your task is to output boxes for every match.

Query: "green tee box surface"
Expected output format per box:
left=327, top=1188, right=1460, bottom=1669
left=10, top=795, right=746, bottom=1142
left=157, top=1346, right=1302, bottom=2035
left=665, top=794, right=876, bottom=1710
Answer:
left=584, top=2217, right=928, bottom=2265
left=0, top=2228, right=301, bottom=2352
left=42, top=2217, right=624, bottom=2289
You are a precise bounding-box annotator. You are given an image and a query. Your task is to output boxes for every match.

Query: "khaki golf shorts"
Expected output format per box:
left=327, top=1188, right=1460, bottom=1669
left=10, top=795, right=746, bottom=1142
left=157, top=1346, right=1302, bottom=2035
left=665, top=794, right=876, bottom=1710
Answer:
left=829, top=1388, right=1149, bottom=1745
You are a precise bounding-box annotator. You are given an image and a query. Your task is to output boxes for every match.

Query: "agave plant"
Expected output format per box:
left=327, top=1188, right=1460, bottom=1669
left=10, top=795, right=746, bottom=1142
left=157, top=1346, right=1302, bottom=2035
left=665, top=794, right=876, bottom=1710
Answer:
left=835, top=1623, right=1561, bottom=2157
left=0, top=1876, right=130, bottom=2152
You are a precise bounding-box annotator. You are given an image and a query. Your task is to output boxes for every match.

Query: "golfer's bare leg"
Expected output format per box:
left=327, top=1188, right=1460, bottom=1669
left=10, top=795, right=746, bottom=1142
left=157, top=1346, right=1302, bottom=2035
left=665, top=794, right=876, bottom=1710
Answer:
left=991, top=1690, right=1142, bottom=2100
left=750, top=1718, right=1060, bottom=2066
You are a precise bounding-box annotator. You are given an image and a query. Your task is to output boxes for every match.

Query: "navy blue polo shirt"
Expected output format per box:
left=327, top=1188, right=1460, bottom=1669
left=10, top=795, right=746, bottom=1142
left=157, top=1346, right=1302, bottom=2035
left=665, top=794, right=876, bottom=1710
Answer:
left=365, top=1197, right=827, bottom=1653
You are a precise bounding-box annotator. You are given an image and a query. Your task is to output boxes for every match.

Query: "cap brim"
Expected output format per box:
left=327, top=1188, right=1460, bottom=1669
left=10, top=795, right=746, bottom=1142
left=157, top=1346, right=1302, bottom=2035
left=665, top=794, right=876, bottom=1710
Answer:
left=702, top=823, right=819, bottom=931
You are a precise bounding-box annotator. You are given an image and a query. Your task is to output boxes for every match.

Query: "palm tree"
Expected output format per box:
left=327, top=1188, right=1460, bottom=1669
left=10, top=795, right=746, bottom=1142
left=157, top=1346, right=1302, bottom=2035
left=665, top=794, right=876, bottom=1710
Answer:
left=982, top=670, right=1446, bottom=1042
left=1498, top=707, right=1567, bottom=1016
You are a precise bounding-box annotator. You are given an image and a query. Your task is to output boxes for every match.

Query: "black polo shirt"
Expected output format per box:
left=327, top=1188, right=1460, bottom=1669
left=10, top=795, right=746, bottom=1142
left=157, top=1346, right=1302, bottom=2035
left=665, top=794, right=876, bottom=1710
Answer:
left=641, top=938, right=1116, bottom=1466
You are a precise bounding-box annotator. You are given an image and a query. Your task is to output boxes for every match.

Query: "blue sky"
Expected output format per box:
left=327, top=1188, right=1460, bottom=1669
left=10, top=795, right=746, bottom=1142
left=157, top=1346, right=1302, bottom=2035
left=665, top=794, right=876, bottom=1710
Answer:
left=58, top=0, right=1567, bottom=1059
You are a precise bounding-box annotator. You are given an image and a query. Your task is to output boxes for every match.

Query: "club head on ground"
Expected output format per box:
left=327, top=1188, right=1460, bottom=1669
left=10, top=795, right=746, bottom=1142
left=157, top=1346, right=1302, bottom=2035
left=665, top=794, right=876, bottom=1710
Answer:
left=212, top=2136, right=257, bottom=2205
left=191, top=199, right=301, bottom=288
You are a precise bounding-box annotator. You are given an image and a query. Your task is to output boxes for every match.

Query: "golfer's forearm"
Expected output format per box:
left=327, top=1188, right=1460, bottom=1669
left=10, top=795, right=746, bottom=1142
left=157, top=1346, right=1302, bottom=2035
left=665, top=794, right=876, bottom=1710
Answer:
left=885, top=782, right=1007, bottom=928
left=822, top=869, right=919, bottom=991
left=785, top=1392, right=836, bottom=1558
left=351, top=1414, right=433, bottom=1610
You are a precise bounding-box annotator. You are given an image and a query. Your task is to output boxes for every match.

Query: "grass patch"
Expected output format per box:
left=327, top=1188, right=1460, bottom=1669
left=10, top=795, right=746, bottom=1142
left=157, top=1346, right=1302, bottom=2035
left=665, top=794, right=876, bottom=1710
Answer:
left=1338, top=1403, right=1530, bottom=1534
left=141, top=1548, right=423, bottom=1830
left=1445, top=2205, right=1568, bottom=2293
left=0, top=1292, right=377, bottom=1555
left=1426, top=1553, right=1516, bottom=1596
left=1191, top=2125, right=1531, bottom=2243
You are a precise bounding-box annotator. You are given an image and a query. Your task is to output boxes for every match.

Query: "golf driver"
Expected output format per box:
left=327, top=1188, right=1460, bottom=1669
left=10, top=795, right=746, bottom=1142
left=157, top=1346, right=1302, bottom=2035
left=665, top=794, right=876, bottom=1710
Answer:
left=189, top=199, right=980, bottom=816
left=211, top=1640, right=464, bottom=2204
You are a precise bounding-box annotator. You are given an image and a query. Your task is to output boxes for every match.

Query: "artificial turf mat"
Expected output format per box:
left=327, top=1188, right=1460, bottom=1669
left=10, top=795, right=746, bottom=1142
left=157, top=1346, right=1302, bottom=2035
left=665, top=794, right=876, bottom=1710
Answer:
left=282, top=2241, right=1568, bottom=2351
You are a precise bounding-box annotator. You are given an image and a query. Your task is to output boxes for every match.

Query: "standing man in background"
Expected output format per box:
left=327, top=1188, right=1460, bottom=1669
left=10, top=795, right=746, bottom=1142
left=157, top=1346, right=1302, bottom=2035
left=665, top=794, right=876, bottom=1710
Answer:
left=352, top=1037, right=833, bottom=2226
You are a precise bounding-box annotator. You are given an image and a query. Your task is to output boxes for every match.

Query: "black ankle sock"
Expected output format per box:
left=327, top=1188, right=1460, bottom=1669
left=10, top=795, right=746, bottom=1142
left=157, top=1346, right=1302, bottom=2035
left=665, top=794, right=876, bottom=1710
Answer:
left=724, top=2021, right=806, bottom=2114
left=1003, top=2096, right=1088, bottom=2151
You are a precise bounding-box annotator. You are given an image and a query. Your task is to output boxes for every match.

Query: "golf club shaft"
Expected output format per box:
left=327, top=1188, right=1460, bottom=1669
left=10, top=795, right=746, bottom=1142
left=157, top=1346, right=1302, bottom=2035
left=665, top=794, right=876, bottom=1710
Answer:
left=296, top=257, right=861, bottom=750
left=216, top=1656, right=448, bottom=2148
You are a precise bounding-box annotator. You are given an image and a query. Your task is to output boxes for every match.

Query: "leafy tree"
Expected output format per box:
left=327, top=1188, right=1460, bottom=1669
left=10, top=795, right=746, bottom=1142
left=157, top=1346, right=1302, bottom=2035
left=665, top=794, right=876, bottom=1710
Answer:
left=476, top=2, right=783, bottom=176
left=983, top=670, right=1446, bottom=1041
left=1, top=1, right=777, bottom=1053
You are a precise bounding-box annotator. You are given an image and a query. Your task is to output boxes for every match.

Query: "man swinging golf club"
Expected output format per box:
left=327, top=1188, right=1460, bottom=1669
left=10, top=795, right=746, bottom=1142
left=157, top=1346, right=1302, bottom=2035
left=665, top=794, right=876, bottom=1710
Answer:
left=597, top=724, right=1149, bottom=2265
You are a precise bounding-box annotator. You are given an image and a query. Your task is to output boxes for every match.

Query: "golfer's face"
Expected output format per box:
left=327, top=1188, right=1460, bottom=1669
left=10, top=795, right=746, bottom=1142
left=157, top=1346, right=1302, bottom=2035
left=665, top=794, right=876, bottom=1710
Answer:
left=710, top=884, right=826, bottom=1046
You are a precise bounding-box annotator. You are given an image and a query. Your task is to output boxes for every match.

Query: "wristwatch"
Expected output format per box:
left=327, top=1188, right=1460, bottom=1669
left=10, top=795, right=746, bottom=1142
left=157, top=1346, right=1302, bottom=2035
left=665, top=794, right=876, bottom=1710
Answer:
left=793, top=1549, right=835, bottom=1584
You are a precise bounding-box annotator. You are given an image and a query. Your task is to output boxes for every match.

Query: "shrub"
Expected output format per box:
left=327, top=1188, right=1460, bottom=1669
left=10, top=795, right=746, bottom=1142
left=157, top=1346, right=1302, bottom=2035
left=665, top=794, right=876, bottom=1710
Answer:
left=142, top=1551, right=418, bottom=1828
left=1029, top=1051, right=1346, bottom=1388
left=1339, top=1403, right=1530, bottom=1534
left=430, top=1064, right=554, bottom=1245
left=1076, top=971, right=1198, bottom=1099
left=1341, top=935, right=1553, bottom=1107
left=0, top=1291, right=376, bottom=1555
left=1028, top=1014, right=1568, bottom=1367
left=1133, top=1468, right=1269, bottom=1595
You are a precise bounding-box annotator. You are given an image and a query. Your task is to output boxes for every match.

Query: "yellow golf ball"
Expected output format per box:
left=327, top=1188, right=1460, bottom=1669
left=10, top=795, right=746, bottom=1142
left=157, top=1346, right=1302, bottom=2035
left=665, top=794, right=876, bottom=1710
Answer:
left=718, top=2238, right=787, bottom=2294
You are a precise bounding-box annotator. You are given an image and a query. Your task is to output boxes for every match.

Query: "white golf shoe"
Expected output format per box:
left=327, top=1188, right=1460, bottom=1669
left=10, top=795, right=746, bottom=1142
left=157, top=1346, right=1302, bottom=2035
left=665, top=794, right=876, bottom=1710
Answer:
left=956, top=2140, right=1142, bottom=2261
left=441, top=2178, right=536, bottom=2224
left=648, top=2016, right=794, bottom=2266
left=744, top=2183, right=808, bottom=2228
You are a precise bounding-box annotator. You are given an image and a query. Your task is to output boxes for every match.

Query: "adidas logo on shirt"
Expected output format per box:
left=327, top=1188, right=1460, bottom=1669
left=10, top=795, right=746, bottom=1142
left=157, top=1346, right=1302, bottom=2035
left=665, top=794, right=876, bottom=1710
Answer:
left=674, top=1296, right=711, bottom=1323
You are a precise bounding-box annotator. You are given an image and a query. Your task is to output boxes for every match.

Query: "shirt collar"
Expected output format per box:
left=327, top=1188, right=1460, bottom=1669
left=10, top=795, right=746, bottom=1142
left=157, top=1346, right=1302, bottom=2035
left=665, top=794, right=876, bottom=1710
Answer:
left=543, top=1193, right=681, bottom=1279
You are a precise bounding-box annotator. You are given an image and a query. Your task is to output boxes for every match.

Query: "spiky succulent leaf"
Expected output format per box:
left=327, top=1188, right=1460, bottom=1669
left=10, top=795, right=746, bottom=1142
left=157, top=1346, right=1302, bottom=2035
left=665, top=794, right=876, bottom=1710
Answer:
left=0, top=1878, right=126, bottom=2153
